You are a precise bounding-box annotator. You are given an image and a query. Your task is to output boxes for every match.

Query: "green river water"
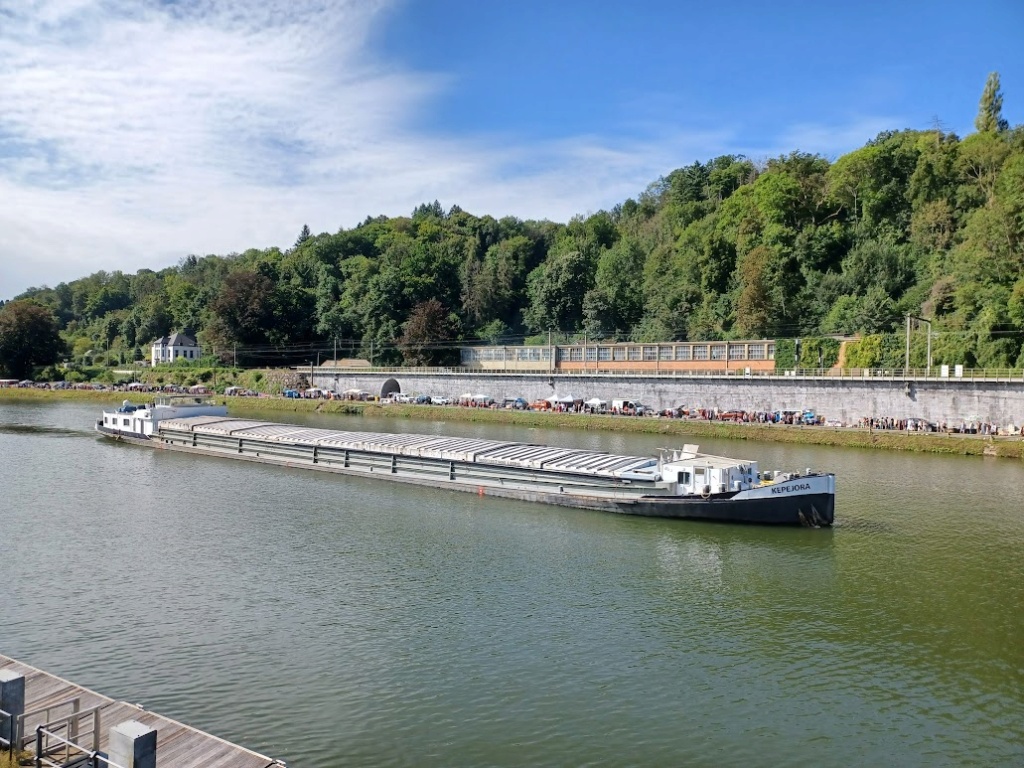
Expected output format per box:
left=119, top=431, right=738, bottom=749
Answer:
left=0, top=401, right=1021, bottom=766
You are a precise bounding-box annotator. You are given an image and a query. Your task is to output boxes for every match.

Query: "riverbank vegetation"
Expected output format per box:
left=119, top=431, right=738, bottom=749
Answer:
left=1, top=74, right=1022, bottom=380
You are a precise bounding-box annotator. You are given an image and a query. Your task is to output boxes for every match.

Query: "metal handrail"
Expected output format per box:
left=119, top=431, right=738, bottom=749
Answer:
left=306, top=365, right=1024, bottom=382
left=18, top=697, right=83, bottom=753
left=0, top=705, right=11, bottom=747
left=19, top=697, right=81, bottom=728
left=35, top=724, right=128, bottom=768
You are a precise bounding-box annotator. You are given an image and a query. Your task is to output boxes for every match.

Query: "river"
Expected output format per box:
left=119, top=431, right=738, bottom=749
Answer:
left=1, top=400, right=1021, bottom=767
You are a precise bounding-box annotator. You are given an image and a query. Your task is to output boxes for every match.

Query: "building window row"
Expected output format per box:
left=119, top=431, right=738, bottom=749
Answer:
left=464, top=342, right=777, bottom=364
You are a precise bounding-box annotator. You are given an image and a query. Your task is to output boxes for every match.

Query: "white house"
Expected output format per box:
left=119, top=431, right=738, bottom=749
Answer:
left=151, top=331, right=201, bottom=366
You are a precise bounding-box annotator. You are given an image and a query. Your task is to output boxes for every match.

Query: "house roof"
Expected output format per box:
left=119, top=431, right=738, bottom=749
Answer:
left=153, top=332, right=198, bottom=348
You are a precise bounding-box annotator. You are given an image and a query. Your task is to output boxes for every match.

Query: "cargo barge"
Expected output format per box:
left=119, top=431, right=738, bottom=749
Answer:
left=97, top=397, right=835, bottom=526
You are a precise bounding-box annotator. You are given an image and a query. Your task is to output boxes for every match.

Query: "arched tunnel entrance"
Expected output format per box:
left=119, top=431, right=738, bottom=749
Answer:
left=380, top=378, right=401, bottom=399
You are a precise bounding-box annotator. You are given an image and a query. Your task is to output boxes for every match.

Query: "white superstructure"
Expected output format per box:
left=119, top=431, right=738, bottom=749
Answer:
left=98, top=396, right=227, bottom=438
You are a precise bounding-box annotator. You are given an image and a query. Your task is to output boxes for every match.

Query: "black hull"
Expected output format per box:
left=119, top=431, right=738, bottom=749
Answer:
left=624, top=493, right=835, bottom=526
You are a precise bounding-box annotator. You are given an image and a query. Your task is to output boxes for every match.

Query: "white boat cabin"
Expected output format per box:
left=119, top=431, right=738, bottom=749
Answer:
left=659, top=444, right=761, bottom=495
left=100, top=396, right=227, bottom=437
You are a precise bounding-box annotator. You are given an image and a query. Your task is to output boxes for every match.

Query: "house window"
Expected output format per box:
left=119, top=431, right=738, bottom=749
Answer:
left=710, top=344, right=726, bottom=360
left=767, top=343, right=775, bottom=360
left=749, top=344, right=766, bottom=360
left=729, top=344, right=747, bottom=360
left=584, top=346, right=598, bottom=362
left=628, top=346, right=642, bottom=361
left=122, top=418, right=130, bottom=427
left=598, top=347, right=611, bottom=361
left=643, top=346, right=657, bottom=361
left=613, top=347, right=627, bottom=361
left=569, top=347, right=584, bottom=362
left=693, top=345, right=709, bottom=360
left=675, top=345, right=691, bottom=361
left=659, top=346, right=673, bottom=361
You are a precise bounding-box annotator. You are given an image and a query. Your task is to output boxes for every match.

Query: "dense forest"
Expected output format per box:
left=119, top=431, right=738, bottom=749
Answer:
left=1, top=73, right=1022, bottom=378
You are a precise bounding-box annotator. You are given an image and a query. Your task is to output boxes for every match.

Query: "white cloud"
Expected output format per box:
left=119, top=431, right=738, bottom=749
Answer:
left=775, top=117, right=906, bottom=159
left=0, top=0, right=896, bottom=299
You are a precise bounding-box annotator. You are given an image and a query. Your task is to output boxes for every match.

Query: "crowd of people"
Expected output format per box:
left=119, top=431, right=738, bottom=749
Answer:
left=858, top=416, right=1011, bottom=435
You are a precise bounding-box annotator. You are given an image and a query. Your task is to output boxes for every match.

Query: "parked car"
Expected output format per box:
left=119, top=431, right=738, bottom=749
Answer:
left=503, top=397, right=529, bottom=410
left=414, top=394, right=432, bottom=404
left=283, top=389, right=300, bottom=398
left=718, top=409, right=747, bottom=421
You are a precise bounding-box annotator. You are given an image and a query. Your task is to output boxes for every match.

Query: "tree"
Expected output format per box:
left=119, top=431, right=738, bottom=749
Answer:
left=207, top=270, right=276, bottom=355
left=523, top=245, right=596, bottom=334
left=0, top=300, right=64, bottom=378
left=399, top=299, right=460, bottom=366
left=734, top=246, right=774, bottom=337
left=295, top=224, right=311, bottom=248
left=975, top=72, right=1009, bottom=133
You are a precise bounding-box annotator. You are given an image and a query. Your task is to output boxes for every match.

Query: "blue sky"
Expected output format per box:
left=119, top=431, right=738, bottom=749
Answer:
left=1, top=0, right=1022, bottom=299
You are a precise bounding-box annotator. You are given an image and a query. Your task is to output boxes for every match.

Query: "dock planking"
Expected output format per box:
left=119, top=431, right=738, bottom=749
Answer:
left=1, top=654, right=283, bottom=767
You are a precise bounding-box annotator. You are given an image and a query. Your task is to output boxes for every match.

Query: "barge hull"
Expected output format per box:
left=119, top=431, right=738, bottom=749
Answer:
left=112, top=430, right=829, bottom=525
left=625, top=493, right=835, bottom=526
left=96, top=415, right=835, bottom=526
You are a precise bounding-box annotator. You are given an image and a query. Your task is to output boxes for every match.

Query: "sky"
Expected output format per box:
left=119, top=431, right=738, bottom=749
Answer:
left=1, top=0, right=1022, bottom=300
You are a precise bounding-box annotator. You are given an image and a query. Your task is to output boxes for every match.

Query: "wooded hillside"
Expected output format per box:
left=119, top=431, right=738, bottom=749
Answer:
left=3, top=73, right=1022, bottom=376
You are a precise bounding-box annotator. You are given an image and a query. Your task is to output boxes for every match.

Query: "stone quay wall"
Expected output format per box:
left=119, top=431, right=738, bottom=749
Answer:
left=308, top=369, right=1024, bottom=426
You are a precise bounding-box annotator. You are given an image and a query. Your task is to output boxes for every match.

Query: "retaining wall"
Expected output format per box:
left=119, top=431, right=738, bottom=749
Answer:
left=308, top=370, right=1024, bottom=426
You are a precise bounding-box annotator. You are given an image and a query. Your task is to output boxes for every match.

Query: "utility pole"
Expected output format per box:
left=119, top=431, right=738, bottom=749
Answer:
left=906, top=315, right=933, bottom=375
left=548, top=328, right=553, bottom=376
left=333, top=336, right=337, bottom=366
left=905, top=315, right=913, bottom=376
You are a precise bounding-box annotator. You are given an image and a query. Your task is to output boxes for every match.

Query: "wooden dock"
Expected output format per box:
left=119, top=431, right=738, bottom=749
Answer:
left=1, top=654, right=284, bottom=767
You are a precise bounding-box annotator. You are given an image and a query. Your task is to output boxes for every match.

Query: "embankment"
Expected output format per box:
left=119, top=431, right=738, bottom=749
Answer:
left=228, top=397, right=1024, bottom=460
left=3, top=388, right=1021, bottom=459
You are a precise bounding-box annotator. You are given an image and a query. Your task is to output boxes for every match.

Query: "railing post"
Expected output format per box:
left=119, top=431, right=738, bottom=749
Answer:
left=0, top=669, right=25, bottom=749
left=108, top=720, right=157, bottom=768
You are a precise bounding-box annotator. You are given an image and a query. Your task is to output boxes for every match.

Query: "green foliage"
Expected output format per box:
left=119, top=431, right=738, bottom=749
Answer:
left=399, top=299, right=461, bottom=366
left=798, top=337, right=840, bottom=369
left=0, top=300, right=65, bottom=378
left=975, top=72, right=1009, bottom=133
left=774, top=338, right=796, bottom=370
left=845, top=335, right=884, bottom=368
left=774, top=337, right=840, bottom=369
left=8, top=72, right=1022, bottom=369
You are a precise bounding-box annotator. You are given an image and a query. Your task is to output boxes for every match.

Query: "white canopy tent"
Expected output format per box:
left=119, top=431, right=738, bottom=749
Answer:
left=547, top=394, right=579, bottom=405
